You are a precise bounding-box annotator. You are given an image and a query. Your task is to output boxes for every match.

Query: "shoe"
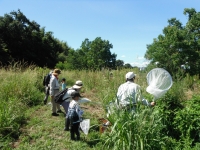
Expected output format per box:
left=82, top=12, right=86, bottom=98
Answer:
left=52, top=113, right=59, bottom=116
left=57, top=110, right=63, bottom=113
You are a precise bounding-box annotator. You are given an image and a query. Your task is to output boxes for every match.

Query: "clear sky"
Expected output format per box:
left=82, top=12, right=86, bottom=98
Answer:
left=1, top=0, right=200, bottom=67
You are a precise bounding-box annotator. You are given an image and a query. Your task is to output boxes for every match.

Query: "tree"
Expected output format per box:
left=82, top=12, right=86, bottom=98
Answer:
left=145, top=8, right=200, bottom=76
left=0, top=10, right=70, bottom=68
left=116, top=59, right=124, bottom=69
left=124, top=63, right=133, bottom=69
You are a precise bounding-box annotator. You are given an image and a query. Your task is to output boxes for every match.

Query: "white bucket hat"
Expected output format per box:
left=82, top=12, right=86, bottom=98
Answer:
left=73, top=80, right=83, bottom=89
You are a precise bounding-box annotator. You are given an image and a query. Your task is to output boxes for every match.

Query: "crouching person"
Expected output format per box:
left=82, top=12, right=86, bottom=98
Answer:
left=67, top=91, right=84, bottom=141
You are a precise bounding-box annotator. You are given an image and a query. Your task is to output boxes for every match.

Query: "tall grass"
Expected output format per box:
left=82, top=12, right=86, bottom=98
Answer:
left=1, top=64, right=200, bottom=149
left=102, top=104, right=165, bottom=150
left=0, top=64, right=44, bottom=142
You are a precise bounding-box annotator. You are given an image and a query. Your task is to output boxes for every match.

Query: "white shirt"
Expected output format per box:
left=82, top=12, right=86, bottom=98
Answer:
left=116, top=81, right=142, bottom=107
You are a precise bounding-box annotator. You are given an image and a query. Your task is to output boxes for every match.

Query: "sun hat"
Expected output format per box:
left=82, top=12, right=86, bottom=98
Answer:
left=125, top=72, right=135, bottom=79
left=72, top=80, right=83, bottom=89
left=71, top=91, right=81, bottom=98
left=52, top=69, right=61, bottom=75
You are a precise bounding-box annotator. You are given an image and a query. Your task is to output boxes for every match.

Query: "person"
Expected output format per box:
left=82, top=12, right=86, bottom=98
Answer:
left=62, top=80, right=83, bottom=114
left=61, top=78, right=67, bottom=90
left=67, top=91, right=84, bottom=141
left=116, top=72, right=155, bottom=111
left=43, top=70, right=53, bottom=105
left=62, top=80, right=83, bottom=131
left=49, top=69, right=63, bottom=116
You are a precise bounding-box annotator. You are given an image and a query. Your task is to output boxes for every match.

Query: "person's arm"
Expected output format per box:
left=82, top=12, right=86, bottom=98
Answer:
left=142, top=99, right=155, bottom=106
left=49, top=78, right=55, bottom=96
left=135, top=85, right=155, bottom=107
left=75, top=104, right=83, bottom=121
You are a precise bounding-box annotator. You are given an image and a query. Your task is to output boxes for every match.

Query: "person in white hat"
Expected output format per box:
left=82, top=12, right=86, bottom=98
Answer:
left=116, top=72, right=155, bottom=110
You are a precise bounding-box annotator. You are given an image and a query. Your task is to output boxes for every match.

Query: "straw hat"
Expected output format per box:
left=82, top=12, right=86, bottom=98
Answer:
left=52, top=69, right=61, bottom=75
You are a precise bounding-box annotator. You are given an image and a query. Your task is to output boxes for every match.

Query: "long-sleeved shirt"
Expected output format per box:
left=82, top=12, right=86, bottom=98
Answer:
left=116, top=81, right=149, bottom=107
left=68, top=100, right=83, bottom=123
left=49, top=75, right=60, bottom=96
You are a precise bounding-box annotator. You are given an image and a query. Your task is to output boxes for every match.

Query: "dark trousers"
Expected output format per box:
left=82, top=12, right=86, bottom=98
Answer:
left=43, top=86, right=50, bottom=103
left=65, top=117, right=70, bottom=131
left=70, top=122, right=80, bottom=140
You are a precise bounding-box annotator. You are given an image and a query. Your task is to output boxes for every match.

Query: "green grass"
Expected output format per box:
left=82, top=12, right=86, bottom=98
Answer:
left=1, top=65, right=200, bottom=149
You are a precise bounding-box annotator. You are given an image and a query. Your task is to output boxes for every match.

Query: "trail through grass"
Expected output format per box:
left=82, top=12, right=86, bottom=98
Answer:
left=11, top=101, right=104, bottom=150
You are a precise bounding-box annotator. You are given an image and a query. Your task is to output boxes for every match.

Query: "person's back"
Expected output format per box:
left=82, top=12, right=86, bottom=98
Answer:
left=43, top=71, right=53, bottom=105
left=116, top=72, right=155, bottom=109
left=117, top=81, right=141, bottom=107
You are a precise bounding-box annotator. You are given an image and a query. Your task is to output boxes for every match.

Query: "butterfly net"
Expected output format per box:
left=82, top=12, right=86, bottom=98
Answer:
left=80, top=119, right=90, bottom=135
left=146, top=68, right=173, bottom=100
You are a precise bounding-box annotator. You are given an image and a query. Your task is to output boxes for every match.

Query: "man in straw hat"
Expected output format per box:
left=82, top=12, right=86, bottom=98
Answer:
left=116, top=72, right=155, bottom=111
left=49, top=69, right=63, bottom=116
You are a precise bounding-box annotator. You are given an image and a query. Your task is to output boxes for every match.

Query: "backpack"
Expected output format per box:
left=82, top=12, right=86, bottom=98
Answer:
left=54, top=88, right=69, bottom=104
left=67, top=104, right=79, bottom=125
left=43, top=73, right=51, bottom=86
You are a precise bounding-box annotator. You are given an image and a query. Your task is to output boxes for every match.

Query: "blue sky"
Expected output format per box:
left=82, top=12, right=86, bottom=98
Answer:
left=1, top=0, right=200, bottom=67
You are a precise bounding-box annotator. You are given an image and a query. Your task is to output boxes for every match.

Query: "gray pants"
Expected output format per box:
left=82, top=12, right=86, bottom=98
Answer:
left=61, top=101, right=70, bottom=114
left=51, top=89, right=61, bottom=113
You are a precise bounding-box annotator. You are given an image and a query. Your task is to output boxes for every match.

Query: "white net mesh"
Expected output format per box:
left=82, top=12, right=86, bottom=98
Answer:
left=80, top=119, right=90, bottom=135
left=146, top=68, right=173, bottom=100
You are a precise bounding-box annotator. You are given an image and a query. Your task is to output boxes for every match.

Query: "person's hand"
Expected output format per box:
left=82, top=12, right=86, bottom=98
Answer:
left=150, top=101, right=156, bottom=106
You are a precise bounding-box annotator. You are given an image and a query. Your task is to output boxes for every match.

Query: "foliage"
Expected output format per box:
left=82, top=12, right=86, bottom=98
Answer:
left=145, top=8, right=200, bottom=77
left=1, top=64, right=200, bottom=149
left=64, top=38, right=117, bottom=70
left=0, top=10, right=70, bottom=68
left=102, top=105, right=166, bottom=150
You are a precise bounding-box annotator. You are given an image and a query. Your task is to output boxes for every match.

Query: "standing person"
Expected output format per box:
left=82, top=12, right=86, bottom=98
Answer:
left=62, top=80, right=83, bottom=131
left=43, top=70, right=53, bottom=105
left=62, top=80, right=83, bottom=114
left=49, top=69, right=62, bottom=116
left=116, top=72, right=155, bottom=110
left=61, top=78, right=67, bottom=90
left=67, top=91, right=83, bottom=141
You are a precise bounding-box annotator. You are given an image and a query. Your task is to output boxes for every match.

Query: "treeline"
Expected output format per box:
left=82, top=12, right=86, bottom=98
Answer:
left=145, top=8, right=200, bottom=77
left=0, top=10, right=133, bottom=70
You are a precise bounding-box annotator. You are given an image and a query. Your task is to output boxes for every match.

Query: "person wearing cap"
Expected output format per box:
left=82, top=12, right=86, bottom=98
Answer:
left=67, top=91, right=83, bottom=141
left=62, top=80, right=83, bottom=131
left=116, top=72, right=155, bottom=110
left=49, top=69, right=63, bottom=116
left=61, top=80, right=83, bottom=113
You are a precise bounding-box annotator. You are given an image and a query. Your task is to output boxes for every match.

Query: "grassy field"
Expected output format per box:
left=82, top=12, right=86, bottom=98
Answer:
left=1, top=63, right=200, bottom=150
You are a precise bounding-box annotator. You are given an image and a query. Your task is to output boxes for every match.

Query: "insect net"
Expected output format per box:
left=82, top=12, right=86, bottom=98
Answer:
left=80, top=119, right=90, bottom=135
left=146, top=68, right=173, bottom=100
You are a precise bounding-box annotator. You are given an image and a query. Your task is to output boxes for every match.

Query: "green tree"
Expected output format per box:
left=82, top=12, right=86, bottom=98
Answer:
left=145, top=8, right=200, bottom=76
left=0, top=10, right=69, bottom=68
left=115, top=59, right=124, bottom=69
left=124, top=63, right=133, bottom=69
